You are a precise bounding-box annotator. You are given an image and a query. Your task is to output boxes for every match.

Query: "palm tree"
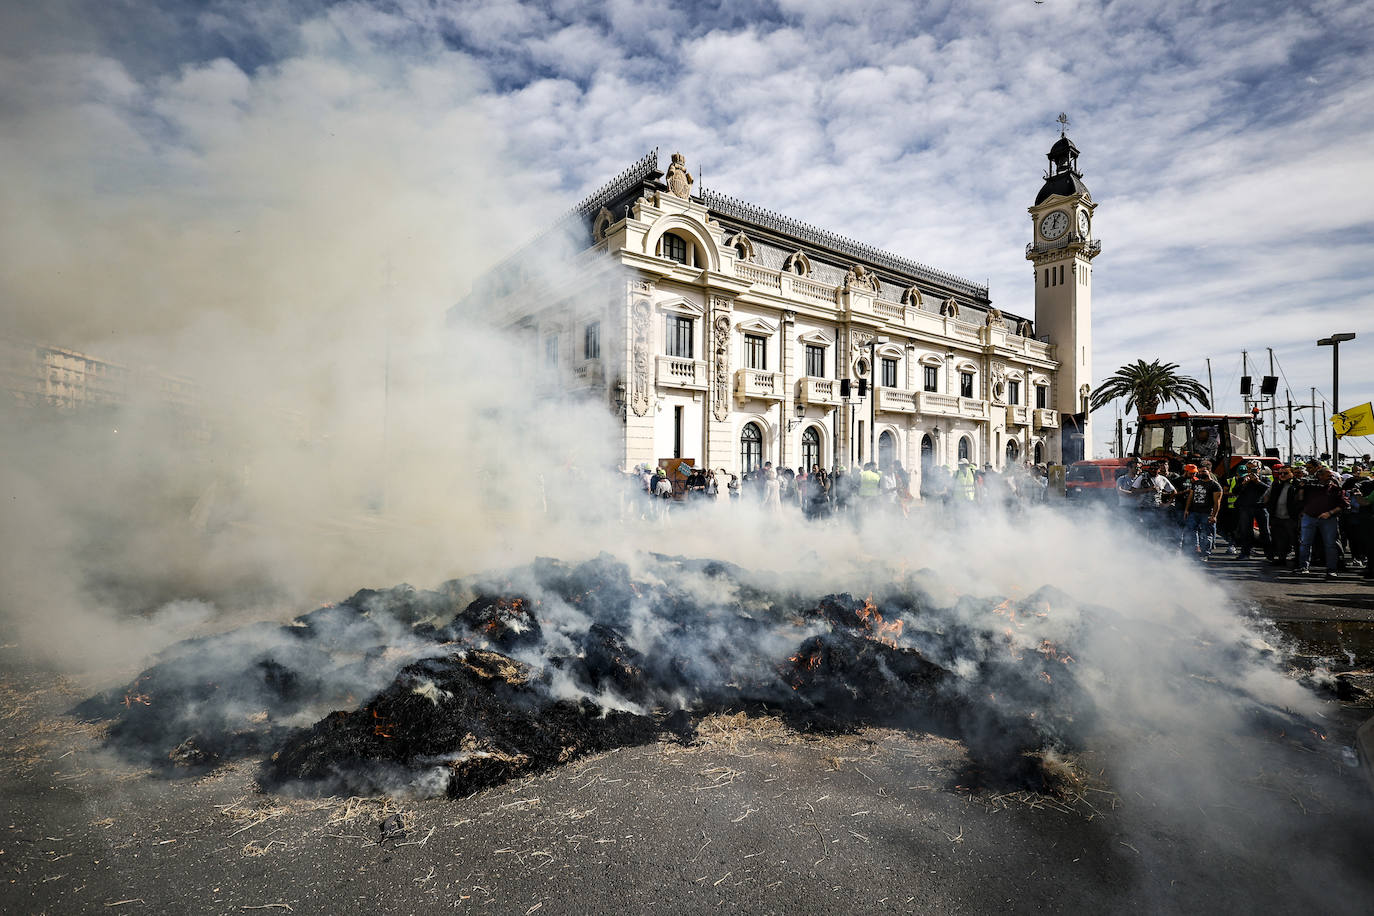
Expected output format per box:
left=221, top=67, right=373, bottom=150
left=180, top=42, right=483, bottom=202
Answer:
left=1089, top=360, right=1210, bottom=417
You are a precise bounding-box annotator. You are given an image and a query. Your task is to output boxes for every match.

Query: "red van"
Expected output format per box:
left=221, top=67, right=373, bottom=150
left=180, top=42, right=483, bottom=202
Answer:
left=1065, top=459, right=1126, bottom=503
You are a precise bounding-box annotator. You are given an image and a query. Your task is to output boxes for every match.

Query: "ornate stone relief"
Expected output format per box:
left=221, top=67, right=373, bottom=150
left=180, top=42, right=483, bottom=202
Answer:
left=900, top=286, right=923, bottom=308
left=1017, top=319, right=1033, bottom=337
left=630, top=300, right=652, bottom=417
left=712, top=311, right=732, bottom=421
left=986, top=308, right=1003, bottom=327
left=990, top=363, right=1007, bottom=404
left=940, top=298, right=960, bottom=319
left=842, top=264, right=881, bottom=293
left=848, top=329, right=874, bottom=371
left=666, top=152, right=694, bottom=199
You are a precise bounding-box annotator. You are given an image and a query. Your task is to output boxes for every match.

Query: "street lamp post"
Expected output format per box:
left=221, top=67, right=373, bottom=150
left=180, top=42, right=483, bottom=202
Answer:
left=1317, top=332, right=1356, bottom=469
left=870, top=336, right=889, bottom=468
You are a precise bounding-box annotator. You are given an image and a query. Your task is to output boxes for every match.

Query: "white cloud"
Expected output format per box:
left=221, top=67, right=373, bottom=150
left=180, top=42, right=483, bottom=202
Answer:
left=2, top=0, right=1371, bottom=443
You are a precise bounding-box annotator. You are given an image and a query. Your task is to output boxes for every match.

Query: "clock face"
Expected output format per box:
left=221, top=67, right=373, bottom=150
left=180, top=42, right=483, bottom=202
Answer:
left=1077, top=210, right=1089, bottom=237
left=1040, top=210, right=1068, bottom=240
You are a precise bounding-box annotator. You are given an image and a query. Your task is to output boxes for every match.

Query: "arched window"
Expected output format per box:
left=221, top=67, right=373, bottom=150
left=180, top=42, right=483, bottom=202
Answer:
left=740, top=423, right=763, bottom=474
left=921, top=434, right=935, bottom=469
left=662, top=232, right=688, bottom=264
left=802, top=426, right=821, bottom=471
left=958, top=436, right=972, bottom=463
left=1034, top=442, right=1044, bottom=464
left=878, top=430, right=896, bottom=470
left=1006, top=440, right=1020, bottom=464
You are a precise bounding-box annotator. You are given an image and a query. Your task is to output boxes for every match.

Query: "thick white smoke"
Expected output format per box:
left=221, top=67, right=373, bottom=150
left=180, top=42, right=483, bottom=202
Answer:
left=1, top=9, right=1368, bottom=910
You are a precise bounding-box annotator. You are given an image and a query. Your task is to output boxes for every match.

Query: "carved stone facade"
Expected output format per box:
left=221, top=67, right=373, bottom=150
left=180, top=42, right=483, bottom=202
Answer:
left=630, top=299, right=651, bottom=417
left=711, top=310, right=731, bottom=422
left=450, top=144, right=1089, bottom=479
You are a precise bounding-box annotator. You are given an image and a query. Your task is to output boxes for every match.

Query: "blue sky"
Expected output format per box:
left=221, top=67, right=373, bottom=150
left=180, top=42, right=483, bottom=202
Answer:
left=2, top=0, right=1372, bottom=457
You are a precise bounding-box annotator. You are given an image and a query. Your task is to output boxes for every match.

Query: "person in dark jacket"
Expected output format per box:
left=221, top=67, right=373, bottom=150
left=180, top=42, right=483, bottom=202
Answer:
left=1297, top=466, right=1350, bottom=578
left=1231, top=461, right=1271, bottom=560
left=1264, top=465, right=1303, bottom=567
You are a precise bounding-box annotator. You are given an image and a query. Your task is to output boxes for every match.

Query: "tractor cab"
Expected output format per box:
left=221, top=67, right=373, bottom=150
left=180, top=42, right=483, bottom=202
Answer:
left=1132, top=412, right=1269, bottom=482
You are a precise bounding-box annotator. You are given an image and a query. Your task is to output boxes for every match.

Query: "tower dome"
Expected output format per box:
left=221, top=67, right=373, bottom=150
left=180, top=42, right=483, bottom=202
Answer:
left=1035, top=133, right=1092, bottom=205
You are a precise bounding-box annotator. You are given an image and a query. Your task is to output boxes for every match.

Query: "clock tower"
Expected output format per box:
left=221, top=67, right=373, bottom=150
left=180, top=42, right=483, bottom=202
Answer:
left=1027, top=128, right=1100, bottom=463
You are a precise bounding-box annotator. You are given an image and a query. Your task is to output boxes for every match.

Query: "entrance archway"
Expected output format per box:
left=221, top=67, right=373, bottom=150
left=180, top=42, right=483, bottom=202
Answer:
left=740, top=423, right=763, bottom=474
left=920, top=434, right=934, bottom=470
left=878, top=430, right=896, bottom=470
left=802, top=426, right=821, bottom=471
left=1006, top=439, right=1020, bottom=465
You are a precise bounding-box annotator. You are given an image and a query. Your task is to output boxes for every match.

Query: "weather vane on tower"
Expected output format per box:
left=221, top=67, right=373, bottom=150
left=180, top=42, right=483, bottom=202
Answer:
left=1056, top=112, right=1070, bottom=135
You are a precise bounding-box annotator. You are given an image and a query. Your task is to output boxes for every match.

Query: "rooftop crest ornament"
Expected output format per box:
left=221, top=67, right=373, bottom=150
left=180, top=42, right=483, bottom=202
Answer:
left=666, top=152, right=693, bottom=199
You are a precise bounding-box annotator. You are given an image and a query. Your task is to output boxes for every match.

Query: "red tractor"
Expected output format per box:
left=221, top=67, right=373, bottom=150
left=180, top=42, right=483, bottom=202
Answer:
left=1067, top=411, right=1275, bottom=501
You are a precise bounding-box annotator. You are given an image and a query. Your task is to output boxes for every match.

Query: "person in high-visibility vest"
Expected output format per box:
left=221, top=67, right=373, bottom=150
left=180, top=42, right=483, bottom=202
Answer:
left=954, top=459, right=977, bottom=502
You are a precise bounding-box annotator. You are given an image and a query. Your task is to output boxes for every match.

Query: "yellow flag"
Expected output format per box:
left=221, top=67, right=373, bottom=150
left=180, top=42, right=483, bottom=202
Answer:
left=1332, top=402, right=1374, bottom=437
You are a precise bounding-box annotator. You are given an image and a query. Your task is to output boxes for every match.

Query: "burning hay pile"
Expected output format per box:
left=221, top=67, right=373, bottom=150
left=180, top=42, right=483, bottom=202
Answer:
left=74, top=553, right=1310, bottom=798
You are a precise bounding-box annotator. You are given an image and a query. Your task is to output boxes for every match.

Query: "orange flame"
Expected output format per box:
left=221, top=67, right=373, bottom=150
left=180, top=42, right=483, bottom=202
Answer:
left=122, top=676, right=152, bottom=708
left=372, top=709, right=395, bottom=738
left=855, top=595, right=903, bottom=648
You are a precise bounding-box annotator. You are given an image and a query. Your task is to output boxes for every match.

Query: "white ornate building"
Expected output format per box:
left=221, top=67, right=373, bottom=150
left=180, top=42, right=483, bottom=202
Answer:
left=450, top=138, right=1098, bottom=482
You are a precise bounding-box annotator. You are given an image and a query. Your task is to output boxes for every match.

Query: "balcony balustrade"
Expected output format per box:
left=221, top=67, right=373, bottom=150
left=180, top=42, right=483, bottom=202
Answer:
left=734, top=367, right=783, bottom=401
left=797, top=376, right=840, bottom=407
left=876, top=387, right=918, bottom=414
left=655, top=355, right=708, bottom=391
left=1006, top=405, right=1032, bottom=427
left=914, top=391, right=959, bottom=417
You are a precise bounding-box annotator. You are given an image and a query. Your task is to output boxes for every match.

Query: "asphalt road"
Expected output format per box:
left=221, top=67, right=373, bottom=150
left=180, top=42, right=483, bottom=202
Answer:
left=3, top=559, right=1373, bottom=916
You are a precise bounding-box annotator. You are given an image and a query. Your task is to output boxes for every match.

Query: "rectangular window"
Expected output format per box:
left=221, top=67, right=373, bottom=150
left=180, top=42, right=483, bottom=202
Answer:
left=806, top=344, right=825, bottom=378
left=1008, top=379, right=1021, bottom=405
left=545, top=335, right=558, bottom=367
left=673, top=405, right=683, bottom=458
left=666, top=315, right=694, bottom=358
left=745, top=334, right=767, bottom=370
left=584, top=321, right=600, bottom=360
left=663, top=233, right=687, bottom=264
left=960, top=371, right=974, bottom=399
left=1036, top=385, right=1047, bottom=409
left=1044, top=269, right=1049, bottom=289
left=924, top=365, right=938, bottom=392
left=881, top=357, right=898, bottom=389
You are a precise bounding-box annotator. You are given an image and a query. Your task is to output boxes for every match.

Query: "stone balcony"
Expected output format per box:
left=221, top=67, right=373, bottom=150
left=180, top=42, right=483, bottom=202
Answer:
left=876, top=387, right=918, bottom=414
left=655, top=355, right=708, bottom=391
left=1006, top=405, right=1032, bottom=427
left=734, top=367, right=783, bottom=401
left=959, top=397, right=991, bottom=421
left=914, top=391, right=960, bottom=417
left=797, top=376, right=841, bottom=407
left=1035, top=407, right=1059, bottom=429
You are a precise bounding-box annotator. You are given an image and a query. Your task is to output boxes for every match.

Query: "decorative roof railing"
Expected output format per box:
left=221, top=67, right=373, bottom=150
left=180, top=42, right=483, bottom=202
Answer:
left=573, top=148, right=659, bottom=215
left=700, top=188, right=989, bottom=300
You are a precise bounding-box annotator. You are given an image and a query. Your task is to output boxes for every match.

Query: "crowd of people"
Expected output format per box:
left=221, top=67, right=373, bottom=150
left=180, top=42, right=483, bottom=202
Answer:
left=626, top=458, right=1054, bottom=524
left=622, top=455, right=1374, bottom=583
left=1112, top=457, right=1374, bottom=581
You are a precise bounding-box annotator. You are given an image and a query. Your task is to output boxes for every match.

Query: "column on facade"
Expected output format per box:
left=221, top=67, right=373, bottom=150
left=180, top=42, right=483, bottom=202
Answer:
left=624, top=280, right=657, bottom=467
left=705, top=296, right=734, bottom=473
left=779, top=311, right=795, bottom=468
